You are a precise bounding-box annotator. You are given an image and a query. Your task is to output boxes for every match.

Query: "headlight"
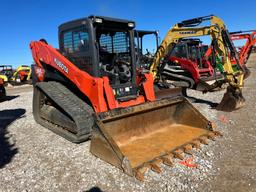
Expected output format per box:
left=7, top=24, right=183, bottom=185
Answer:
left=128, top=22, right=134, bottom=27
left=94, top=18, right=103, bottom=23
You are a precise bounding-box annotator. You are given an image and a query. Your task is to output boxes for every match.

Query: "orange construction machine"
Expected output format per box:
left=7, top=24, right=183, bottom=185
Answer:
left=230, top=30, right=256, bottom=65
left=30, top=15, right=221, bottom=181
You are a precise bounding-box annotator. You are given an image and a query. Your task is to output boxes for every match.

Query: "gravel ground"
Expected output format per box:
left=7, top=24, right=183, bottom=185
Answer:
left=205, top=54, right=256, bottom=192
left=0, top=55, right=256, bottom=192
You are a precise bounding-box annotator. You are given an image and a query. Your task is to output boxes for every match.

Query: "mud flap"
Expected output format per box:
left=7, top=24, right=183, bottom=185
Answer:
left=90, top=97, right=221, bottom=181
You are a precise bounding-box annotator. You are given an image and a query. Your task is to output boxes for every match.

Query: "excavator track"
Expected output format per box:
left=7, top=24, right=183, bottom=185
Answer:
left=33, top=81, right=94, bottom=143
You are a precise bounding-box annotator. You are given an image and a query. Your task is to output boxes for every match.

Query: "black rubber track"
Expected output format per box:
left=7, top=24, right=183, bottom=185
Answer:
left=33, top=81, right=94, bottom=143
left=0, top=85, right=6, bottom=101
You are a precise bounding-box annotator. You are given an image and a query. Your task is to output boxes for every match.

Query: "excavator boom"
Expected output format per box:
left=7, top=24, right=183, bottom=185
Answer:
left=150, top=15, right=246, bottom=111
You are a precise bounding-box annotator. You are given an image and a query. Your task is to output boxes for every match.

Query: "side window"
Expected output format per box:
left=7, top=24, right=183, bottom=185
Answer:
left=63, top=31, right=73, bottom=53
left=63, top=27, right=89, bottom=53
left=171, top=44, right=187, bottom=58
left=62, top=26, right=93, bottom=74
left=73, top=31, right=89, bottom=52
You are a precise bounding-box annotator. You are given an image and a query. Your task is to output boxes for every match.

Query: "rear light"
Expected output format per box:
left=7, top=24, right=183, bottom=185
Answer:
left=35, top=66, right=45, bottom=81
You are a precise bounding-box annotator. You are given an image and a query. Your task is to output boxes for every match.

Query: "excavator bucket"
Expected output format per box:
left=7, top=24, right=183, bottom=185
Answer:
left=90, top=97, right=221, bottom=181
left=216, top=86, right=245, bottom=112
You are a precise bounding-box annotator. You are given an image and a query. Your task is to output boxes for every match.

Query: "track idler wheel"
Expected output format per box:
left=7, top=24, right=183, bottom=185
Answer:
left=216, top=86, right=245, bottom=112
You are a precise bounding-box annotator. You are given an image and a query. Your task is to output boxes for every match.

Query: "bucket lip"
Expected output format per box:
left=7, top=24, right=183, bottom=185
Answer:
left=97, top=96, right=186, bottom=122
left=130, top=132, right=213, bottom=170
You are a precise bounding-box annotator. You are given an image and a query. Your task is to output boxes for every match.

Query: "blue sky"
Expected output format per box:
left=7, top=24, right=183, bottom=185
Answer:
left=1, top=0, right=256, bottom=68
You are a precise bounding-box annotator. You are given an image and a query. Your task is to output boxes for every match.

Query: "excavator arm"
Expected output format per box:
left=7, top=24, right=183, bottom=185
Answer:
left=11, top=65, right=32, bottom=83
left=150, top=15, right=246, bottom=111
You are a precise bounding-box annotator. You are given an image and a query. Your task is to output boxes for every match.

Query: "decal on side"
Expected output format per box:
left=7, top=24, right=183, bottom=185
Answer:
left=54, top=58, right=69, bottom=73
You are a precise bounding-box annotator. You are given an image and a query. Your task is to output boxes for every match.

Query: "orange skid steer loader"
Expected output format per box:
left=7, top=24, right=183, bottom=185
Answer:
left=30, top=16, right=221, bottom=181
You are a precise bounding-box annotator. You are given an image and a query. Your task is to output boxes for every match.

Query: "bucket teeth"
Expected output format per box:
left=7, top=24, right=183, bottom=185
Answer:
left=150, top=163, right=162, bottom=173
left=135, top=170, right=145, bottom=181
left=173, top=149, right=184, bottom=160
left=135, top=165, right=150, bottom=181
left=150, top=159, right=162, bottom=173
left=207, top=132, right=216, bottom=141
left=199, top=136, right=209, bottom=145
left=162, top=154, right=174, bottom=167
left=133, top=129, right=222, bottom=181
left=213, top=131, right=223, bottom=137
left=184, top=144, right=193, bottom=155
left=191, top=140, right=201, bottom=149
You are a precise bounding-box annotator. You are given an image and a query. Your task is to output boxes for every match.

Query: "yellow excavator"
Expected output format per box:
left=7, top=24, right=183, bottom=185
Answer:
left=0, top=65, right=32, bottom=85
left=150, top=15, right=247, bottom=112
left=10, top=65, right=32, bottom=84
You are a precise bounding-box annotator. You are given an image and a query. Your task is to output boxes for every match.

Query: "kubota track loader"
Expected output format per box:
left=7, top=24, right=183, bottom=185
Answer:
left=30, top=15, right=221, bottom=181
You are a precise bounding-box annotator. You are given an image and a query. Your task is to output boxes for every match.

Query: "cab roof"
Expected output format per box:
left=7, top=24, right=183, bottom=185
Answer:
left=59, top=15, right=135, bottom=32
